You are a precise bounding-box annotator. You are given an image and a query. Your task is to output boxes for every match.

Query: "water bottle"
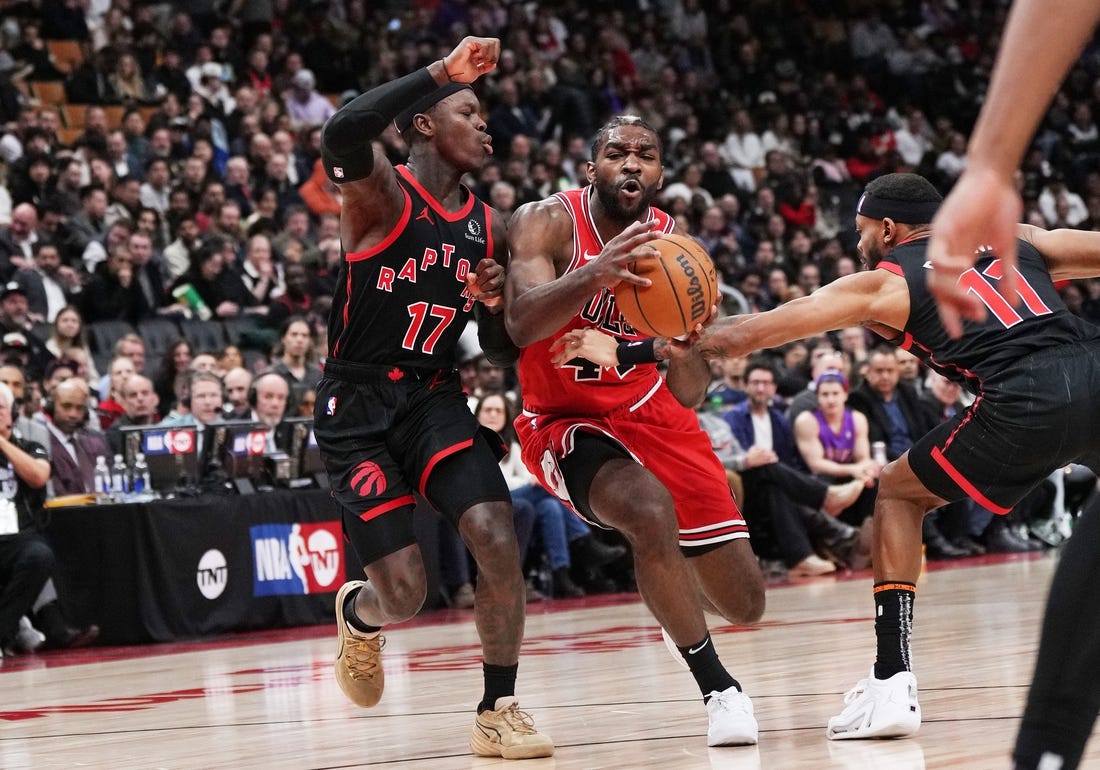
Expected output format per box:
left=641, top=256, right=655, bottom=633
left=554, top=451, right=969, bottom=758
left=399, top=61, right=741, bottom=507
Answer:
left=133, top=452, right=151, bottom=497
left=111, top=453, right=129, bottom=498
left=871, top=441, right=888, bottom=469
left=93, top=456, right=110, bottom=500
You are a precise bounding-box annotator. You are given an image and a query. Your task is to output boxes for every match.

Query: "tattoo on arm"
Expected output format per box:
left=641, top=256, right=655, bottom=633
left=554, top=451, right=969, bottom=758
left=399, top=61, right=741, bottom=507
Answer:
left=653, top=337, right=672, bottom=361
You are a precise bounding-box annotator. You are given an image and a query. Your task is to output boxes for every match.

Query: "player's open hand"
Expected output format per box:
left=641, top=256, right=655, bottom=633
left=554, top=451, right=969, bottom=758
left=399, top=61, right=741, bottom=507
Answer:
left=926, top=166, right=1023, bottom=338
left=586, top=220, right=662, bottom=290
left=465, top=257, right=505, bottom=310
left=442, top=37, right=501, bottom=83
left=550, top=328, right=619, bottom=368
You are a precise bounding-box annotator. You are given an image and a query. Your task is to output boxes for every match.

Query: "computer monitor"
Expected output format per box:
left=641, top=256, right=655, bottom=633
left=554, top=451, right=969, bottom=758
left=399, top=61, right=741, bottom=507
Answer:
left=118, top=424, right=200, bottom=495
left=200, top=420, right=270, bottom=494
left=275, top=417, right=329, bottom=489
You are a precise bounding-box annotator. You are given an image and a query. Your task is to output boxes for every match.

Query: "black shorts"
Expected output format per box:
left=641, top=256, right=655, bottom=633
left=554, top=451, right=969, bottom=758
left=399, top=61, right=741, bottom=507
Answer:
left=314, top=360, right=509, bottom=565
left=909, top=341, right=1100, bottom=513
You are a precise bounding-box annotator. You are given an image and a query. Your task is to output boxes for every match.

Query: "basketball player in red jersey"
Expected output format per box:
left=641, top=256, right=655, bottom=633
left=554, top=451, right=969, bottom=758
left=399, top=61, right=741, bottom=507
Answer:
left=504, top=115, right=766, bottom=747
left=315, top=37, right=552, bottom=759
left=565, top=172, right=1100, bottom=758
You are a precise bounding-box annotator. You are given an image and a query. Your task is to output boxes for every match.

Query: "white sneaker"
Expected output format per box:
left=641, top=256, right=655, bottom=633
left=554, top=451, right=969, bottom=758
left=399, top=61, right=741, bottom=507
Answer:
left=660, top=627, right=690, bottom=670
left=3, top=616, right=45, bottom=656
left=706, top=686, right=758, bottom=746
left=826, top=669, right=921, bottom=740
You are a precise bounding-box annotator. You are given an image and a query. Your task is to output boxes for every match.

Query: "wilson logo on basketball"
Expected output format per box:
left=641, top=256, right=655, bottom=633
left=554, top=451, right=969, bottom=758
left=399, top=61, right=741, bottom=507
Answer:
left=351, top=460, right=387, bottom=497
left=676, top=252, right=707, bottom=320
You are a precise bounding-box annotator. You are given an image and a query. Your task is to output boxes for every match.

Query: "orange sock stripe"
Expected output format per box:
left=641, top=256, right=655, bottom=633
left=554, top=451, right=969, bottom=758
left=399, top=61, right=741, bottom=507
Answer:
left=873, top=582, right=917, bottom=594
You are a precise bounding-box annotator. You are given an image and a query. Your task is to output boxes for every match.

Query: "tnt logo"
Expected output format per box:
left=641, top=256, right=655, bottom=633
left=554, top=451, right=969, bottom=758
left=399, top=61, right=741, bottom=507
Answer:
left=169, top=430, right=195, bottom=453
left=196, top=549, right=228, bottom=600
left=250, top=522, right=343, bottom=596
left=230, top=430, right=268, bottom=455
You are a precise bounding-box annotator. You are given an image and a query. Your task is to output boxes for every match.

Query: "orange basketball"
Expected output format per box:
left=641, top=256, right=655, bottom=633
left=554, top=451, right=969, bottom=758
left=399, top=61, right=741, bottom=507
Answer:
left=614, top=233, right=719, bottom=338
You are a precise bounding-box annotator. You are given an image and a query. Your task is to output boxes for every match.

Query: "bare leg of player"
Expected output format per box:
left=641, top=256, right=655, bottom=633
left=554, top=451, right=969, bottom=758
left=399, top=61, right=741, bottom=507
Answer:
left=587, top=458, right=758, bottom=746
left=458, top=500, right=555, bottom=759
left=587, top=458, right=707, bottom=642
left=358, top=546, right=429, bottom=624
left=827, top=452, right=947, bottom=740
left=457, top=501, right=526, bottom=665
left=689, top=539, right=766, bottom=626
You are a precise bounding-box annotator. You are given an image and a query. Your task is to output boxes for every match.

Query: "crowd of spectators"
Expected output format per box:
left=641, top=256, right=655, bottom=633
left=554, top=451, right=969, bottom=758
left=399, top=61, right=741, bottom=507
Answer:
left=1, top=0, right=1099, bottom=638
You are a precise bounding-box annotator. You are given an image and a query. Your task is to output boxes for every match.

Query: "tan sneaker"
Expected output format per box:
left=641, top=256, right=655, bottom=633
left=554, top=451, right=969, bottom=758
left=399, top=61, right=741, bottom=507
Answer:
left=470, top=696, right=555, bottom=759
left=334, top=580, right=385, bottom=707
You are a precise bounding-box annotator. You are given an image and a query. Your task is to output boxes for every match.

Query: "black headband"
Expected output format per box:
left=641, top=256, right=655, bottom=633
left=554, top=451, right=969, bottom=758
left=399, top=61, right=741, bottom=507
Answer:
left=856, top=190, right=941, bottom=224
left=394, top=83, right=473, bottom=132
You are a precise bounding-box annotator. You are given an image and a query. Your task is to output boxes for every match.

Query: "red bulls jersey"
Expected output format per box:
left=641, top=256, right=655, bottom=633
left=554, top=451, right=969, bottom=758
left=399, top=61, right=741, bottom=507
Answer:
left=517, top=187, right=674, bottom=415
left=327, top=165, right=493, bottom=370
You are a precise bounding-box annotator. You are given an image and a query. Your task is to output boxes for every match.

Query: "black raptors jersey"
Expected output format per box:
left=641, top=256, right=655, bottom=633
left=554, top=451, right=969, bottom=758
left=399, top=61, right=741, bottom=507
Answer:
left=327, top=165, right=494, bottom=370
left=879, top=236, right=1100, bottom=391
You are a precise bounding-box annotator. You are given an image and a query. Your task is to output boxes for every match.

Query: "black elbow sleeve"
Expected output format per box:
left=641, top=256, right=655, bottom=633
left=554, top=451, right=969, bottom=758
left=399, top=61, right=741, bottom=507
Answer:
left=320, top=67, right=439, bottom=185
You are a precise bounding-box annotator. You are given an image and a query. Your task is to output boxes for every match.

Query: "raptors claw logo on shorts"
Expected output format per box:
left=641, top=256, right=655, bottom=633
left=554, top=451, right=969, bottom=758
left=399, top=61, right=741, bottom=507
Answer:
left=351, top=460, right=387, bottom=497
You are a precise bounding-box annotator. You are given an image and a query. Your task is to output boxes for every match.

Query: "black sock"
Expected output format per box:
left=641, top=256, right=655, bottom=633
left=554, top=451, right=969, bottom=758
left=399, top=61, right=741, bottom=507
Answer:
left=34, top=601, right=70, bottom=643
left=874, top=582, right=916, bottom=680
left=676, top=633, right=738, bottom=700
left=343, top=586, right=381, bottom=634
left=479, top=662, right=518, bottom=713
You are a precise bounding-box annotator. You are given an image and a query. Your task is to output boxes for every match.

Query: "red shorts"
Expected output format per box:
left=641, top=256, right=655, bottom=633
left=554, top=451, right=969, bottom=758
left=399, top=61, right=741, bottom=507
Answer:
left=514, top=379, right=749, bottom=550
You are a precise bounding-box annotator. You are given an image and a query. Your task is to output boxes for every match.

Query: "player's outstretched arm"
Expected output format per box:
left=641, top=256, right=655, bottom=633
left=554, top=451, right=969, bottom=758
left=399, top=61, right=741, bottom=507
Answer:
left=694, top=271, right=907, bottom=360
left=1019, top=224, right=1100, bottom=282
left=927, top=0, right=1100, bottom=337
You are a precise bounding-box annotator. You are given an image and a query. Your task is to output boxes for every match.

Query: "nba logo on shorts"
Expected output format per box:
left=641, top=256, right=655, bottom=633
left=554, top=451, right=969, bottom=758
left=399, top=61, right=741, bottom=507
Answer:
left=326, top=396, right=337, bottom=416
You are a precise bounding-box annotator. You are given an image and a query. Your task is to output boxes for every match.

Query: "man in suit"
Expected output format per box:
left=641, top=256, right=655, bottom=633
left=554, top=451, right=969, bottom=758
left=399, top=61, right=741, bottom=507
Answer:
left=724, top=359, right=862, bottom=574
left=105, top=374, right=160, bottom=456
left=43, top=377, right=110, bottom=496
left=0, top=380, right=99, bottom=656
left=846, top=345, right=936, bottom=462
left=13, top=241, right=81, bottom=323
left=0, top=203, right=39, bottom=280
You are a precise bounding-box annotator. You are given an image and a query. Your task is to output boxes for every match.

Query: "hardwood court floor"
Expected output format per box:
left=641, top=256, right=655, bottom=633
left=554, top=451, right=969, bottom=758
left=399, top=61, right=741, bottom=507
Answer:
left=2, top=551, right=1093, bottom=769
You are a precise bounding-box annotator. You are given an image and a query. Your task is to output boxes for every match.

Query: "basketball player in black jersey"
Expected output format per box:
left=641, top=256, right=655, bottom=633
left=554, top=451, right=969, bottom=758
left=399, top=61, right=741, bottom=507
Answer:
left=560, top=172, right=1100, bottom=753
left=927, top=2, right=1100, bottom=766
left=315, top=36, right=552, bottom=759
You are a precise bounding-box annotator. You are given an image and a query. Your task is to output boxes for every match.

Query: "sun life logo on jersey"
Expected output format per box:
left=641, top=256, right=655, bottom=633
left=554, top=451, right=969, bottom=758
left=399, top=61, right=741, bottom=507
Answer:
left=464, top=218, right=485, bottom=245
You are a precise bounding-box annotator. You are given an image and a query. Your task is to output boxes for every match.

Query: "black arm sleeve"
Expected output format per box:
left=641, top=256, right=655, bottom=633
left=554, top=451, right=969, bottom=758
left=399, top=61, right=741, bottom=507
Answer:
left=319, top=66, right=438, bottom=185
left=476, top=305, right=520, bottom=368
